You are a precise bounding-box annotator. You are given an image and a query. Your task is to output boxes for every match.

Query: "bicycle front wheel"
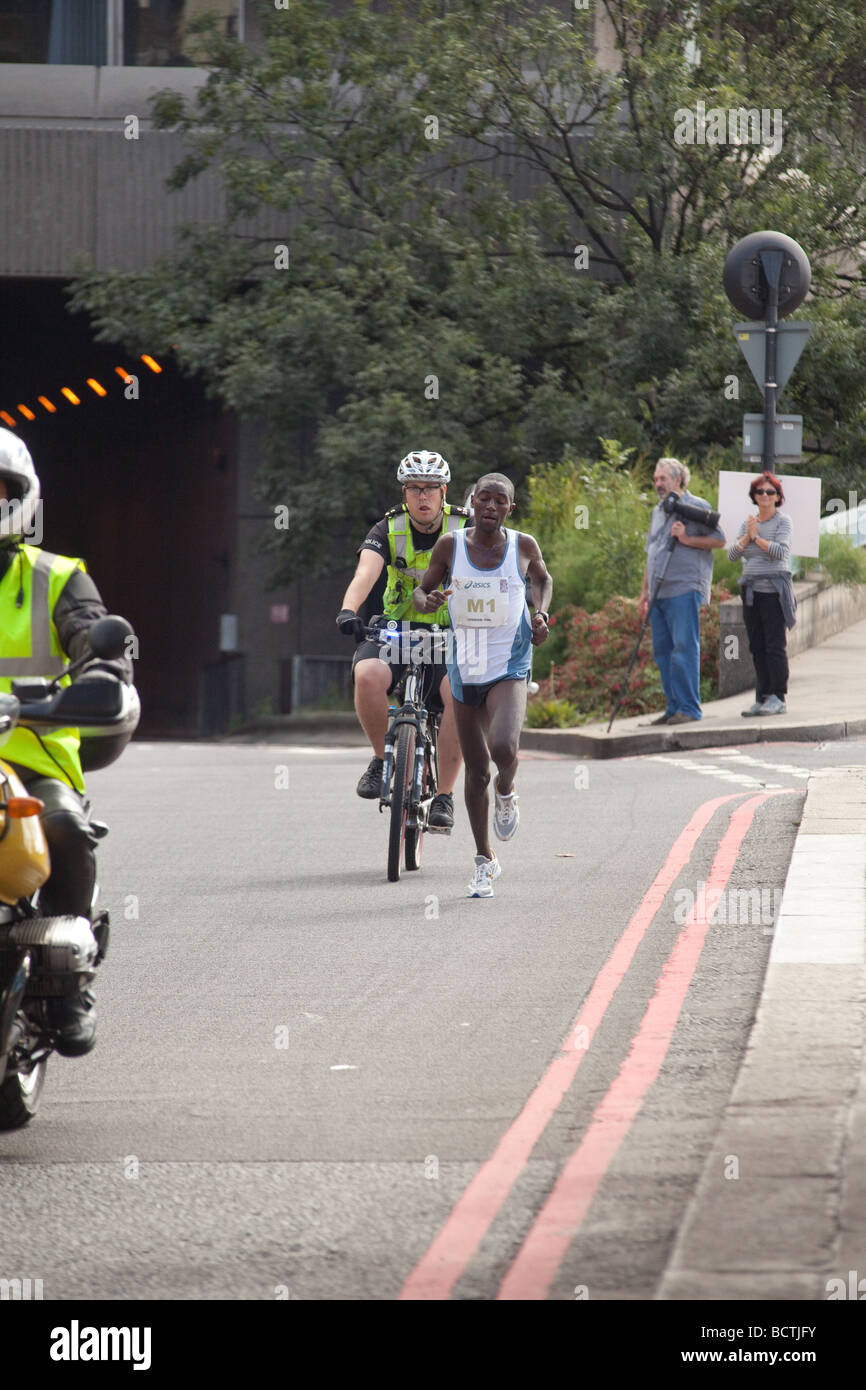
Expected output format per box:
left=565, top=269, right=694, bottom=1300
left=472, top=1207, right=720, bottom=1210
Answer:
left=387, top=723, right=415, bottom=882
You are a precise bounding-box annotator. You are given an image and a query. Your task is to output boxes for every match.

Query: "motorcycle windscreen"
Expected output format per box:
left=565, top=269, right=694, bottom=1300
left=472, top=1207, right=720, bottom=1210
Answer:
left=0, top=766, right=50, bottom=905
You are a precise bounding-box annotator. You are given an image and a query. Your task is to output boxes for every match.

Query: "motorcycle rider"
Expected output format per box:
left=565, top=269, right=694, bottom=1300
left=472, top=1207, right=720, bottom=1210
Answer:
left=0, top=428, right=133, bottom=1056
left=336, top=451, right=468, bottom=828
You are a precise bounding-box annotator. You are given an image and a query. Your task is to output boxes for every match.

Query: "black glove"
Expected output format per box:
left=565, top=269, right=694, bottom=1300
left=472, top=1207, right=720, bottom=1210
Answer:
left=336, top=609, right=362, bottom=637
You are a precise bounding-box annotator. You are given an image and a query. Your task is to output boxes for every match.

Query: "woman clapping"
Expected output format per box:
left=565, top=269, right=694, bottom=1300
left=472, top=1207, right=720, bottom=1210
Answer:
left=729, top=472, right=796, bottom=716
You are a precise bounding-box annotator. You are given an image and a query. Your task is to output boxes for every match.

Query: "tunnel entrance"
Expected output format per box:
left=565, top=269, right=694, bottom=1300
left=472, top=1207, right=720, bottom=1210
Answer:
left=0, top=277, right=238, bottom=734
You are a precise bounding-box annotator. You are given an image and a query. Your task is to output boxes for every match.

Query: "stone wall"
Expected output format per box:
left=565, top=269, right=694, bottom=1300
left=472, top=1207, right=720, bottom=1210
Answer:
left=718, top=580, right=866, bottom=696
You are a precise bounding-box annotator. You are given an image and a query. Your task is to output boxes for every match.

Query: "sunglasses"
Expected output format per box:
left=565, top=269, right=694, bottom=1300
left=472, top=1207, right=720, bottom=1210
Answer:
left=754, top=488, right=778, bottom=496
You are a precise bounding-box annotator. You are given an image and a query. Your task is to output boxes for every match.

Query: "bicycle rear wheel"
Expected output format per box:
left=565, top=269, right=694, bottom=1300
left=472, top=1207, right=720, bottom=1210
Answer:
left=387, top=723, right=415, bottom=882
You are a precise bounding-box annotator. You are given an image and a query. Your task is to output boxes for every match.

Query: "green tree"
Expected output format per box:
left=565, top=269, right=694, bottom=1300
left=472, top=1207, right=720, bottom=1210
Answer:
left=68, top=0, right=866, bottom=580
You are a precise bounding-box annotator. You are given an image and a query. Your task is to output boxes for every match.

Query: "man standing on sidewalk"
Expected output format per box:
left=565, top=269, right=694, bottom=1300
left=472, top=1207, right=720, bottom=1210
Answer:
left=638, top=458, right=726, bottom=726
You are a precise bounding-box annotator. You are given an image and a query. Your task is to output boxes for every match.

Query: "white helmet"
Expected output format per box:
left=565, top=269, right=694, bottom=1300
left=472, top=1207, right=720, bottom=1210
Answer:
left=0, top=427, right=40, bottom=540
left=397, top=449, right=451, bottom=484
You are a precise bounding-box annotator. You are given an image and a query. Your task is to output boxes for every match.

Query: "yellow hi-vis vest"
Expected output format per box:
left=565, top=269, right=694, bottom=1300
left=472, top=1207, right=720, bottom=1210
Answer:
left=382, top=504, right=467, bottom=625
left=0, top=545, right=87, bottom=792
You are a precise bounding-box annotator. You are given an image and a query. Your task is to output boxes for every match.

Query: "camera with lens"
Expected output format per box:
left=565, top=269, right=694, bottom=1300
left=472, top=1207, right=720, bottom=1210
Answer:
left=662, top=491, right=721, bottom=531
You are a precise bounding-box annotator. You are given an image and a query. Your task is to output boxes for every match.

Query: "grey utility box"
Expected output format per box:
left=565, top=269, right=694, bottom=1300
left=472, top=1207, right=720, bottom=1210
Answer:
left=742, top=414, right=803, bottom=463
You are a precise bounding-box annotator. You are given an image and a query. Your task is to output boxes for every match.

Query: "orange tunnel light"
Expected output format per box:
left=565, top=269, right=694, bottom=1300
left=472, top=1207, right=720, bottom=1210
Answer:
left=38, top=396, right=57, bottom=413
left=0, top=412, right=16, bottom=427
left=115, top=365, right=132, bottom=381
left=87, top=378, right=107, bottom=397
left=17, top=404, right=35, bottom=421
left=61, top=387, right=80, bottom=405
left=140, top=354, right=162, bottom=374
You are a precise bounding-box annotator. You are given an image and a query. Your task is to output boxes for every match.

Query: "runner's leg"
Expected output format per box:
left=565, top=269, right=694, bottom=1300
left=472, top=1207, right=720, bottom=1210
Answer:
left=484, top=677, right=527, bottom=797
left=452, top=695, right=493, bottom=858
left=437, top=675, right=463, bottom=796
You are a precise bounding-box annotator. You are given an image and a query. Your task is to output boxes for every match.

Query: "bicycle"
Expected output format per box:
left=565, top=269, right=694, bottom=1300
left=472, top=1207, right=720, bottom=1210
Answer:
left=357, top=618, right=447, bottom=882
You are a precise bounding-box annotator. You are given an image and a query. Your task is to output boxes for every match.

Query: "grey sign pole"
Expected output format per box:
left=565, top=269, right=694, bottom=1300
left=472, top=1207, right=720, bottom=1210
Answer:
left=759, top=248, right=782, bottom=472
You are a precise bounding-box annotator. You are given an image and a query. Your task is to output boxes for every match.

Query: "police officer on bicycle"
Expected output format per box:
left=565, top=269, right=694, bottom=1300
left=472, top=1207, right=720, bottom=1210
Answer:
left=336, top=451, right=469, bottom=831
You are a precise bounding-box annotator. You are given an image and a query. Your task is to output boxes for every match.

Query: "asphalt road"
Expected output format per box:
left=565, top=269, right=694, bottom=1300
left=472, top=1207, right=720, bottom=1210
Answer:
left=3, top=737, right=864, bottom=1301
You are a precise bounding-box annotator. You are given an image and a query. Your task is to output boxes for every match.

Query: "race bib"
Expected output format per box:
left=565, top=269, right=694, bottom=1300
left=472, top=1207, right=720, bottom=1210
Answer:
left=451, top=575, right=510, bottom=626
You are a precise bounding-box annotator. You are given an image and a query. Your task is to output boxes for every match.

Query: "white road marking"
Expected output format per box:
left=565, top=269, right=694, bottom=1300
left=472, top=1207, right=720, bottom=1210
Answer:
left=700, top=749, right=811, bottom=778
left=283, top=746, right=361, bottom=754
left=644, top=755, right=783, bottom=789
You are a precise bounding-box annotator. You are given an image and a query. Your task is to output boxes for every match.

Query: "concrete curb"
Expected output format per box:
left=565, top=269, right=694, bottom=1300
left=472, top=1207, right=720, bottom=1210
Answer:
left=521, top=718, right=866, bottom=760
left=657, top=767, right=866, bottom=1300
left=222, top=713, right=366, bottom=744
left=224, top=713, right=866, bottom=757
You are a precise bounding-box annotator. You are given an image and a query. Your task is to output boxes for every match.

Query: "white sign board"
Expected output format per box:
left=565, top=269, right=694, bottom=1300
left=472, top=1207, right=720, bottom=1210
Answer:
left=717, top=470, right=821, bottom=559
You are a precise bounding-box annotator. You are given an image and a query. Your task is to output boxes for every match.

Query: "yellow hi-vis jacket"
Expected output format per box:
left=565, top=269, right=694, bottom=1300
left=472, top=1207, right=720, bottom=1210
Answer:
left=0, top=545, right=87, bottom=792
left=381, top=504, right=467, bottom=625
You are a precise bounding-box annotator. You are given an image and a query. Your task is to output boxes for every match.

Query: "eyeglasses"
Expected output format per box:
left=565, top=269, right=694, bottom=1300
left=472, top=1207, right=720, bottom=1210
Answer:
left=754, top=488, right=778, bottom=496
left=404, top=484, right=442, bottom=496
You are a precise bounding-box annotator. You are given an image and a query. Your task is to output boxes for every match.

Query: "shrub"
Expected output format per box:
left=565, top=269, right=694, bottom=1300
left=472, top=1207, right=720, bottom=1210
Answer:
left=517, top=442, right=728, bottom=682
left=524, top=697, right=578, bottom=728
left=818, top=532, right=866, bottom=586
left=542, top=584, right=732, bottom=721
left=517, top=442, right=651, bottom=621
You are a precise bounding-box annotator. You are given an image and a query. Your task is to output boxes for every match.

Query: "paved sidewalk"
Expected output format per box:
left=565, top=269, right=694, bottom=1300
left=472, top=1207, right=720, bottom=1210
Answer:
left=658, top=767, right=866, bottom=1300
left=521, top=613, right=866, bottom=759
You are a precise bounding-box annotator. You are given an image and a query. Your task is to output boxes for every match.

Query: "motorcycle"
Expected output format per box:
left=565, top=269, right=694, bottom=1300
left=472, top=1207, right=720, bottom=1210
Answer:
left=0, top=615, right=139, bottom=1129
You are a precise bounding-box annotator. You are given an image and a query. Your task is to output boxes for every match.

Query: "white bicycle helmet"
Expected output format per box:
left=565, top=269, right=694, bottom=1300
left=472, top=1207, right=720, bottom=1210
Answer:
left=0, top=427, right=40, bottom=540
left=397, top=449, right=451, bottom=483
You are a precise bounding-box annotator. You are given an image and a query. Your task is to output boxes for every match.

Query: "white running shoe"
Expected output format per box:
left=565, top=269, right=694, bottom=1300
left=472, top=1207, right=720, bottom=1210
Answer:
left=493, top=776, right=520, bottom=841
left=467, top=854, right=501, bottom=898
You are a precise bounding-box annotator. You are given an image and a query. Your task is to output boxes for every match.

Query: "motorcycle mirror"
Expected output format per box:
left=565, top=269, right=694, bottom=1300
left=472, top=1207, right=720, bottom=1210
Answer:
left=88, top=615, right=135, bottom=661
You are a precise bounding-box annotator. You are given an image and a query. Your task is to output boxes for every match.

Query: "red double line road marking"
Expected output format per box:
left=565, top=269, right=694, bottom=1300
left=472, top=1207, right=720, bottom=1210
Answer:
left=497, top=790, right=794, bottom=1300
left=400, top=792, right=759, bottom=1301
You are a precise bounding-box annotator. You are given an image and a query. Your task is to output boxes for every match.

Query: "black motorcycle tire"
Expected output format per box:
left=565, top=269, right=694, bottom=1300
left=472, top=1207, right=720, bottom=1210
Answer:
left=0, top=1022, right=46, bottom=1129
left=387, top=723, right=415, bottom=883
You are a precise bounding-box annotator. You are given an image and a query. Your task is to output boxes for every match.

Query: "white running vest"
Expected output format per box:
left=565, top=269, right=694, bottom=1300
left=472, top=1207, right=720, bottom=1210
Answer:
left=446, top=527, right=533, bottom=698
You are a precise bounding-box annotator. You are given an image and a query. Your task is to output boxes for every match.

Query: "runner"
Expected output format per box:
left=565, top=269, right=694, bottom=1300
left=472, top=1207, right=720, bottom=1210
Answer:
left=413, top=473, right=553, bottom=896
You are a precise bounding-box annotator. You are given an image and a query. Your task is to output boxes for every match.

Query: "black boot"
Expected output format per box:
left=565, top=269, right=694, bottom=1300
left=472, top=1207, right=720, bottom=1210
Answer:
left=43, top=989, right=97, bottom=1057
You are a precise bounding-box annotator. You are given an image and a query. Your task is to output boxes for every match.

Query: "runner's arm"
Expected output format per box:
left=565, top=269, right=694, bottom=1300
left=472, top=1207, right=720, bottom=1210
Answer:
left=412, top=534, right=454, bottom=613
left=521, top=536, right=553, bottom=645
left=522, top=536, right=553, bottom=612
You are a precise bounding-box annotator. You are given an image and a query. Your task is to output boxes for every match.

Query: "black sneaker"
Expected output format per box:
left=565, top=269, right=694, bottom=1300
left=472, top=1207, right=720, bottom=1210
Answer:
left=43, top=989, right=97, bottom=1057
left=428, top=791, right=454, bottom=832
left=356, top=756, right=384, bottom=799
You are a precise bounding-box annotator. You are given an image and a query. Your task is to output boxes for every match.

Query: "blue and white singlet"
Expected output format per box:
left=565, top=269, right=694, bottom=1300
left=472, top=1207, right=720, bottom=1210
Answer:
left=445, top=527, right=533, bottom=700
